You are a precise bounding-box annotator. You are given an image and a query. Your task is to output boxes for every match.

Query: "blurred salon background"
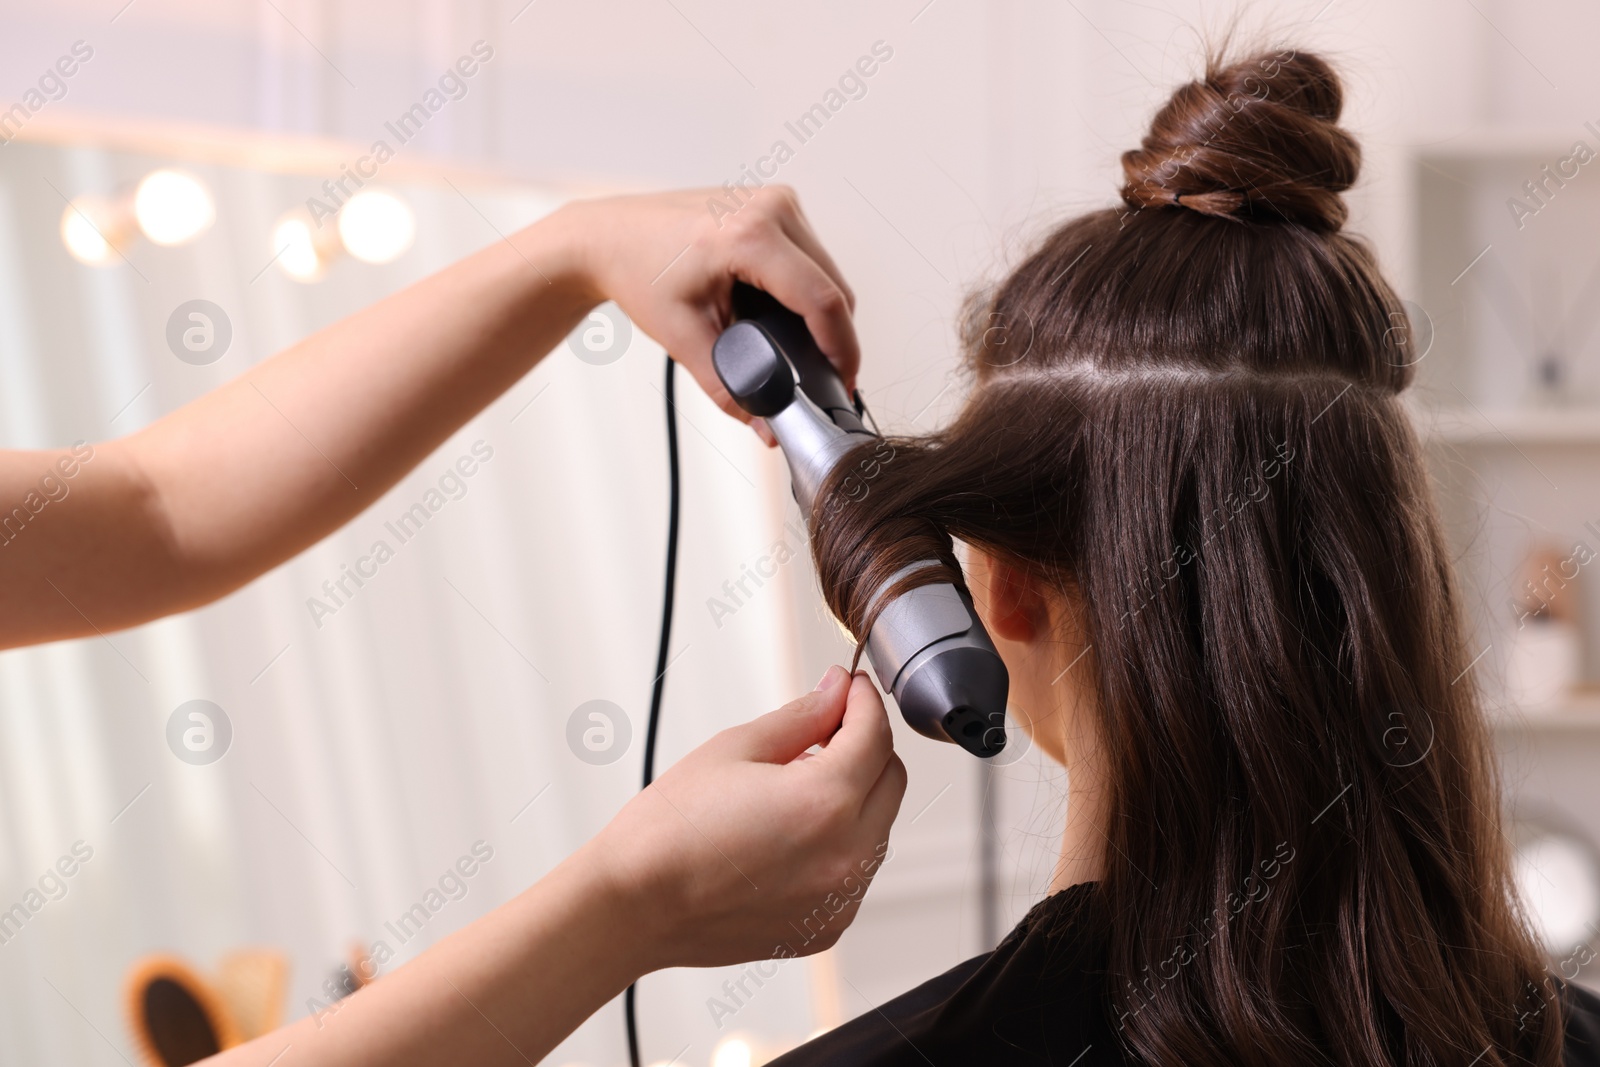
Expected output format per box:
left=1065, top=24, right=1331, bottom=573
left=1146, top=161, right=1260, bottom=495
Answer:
left=2, top=1, right=1599, bottom=1064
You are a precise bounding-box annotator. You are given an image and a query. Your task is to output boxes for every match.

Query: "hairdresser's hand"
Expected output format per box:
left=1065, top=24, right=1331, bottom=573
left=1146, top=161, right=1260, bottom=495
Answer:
left=580, top=666, right=904, bottom=970
left=205, top=669, right=901, bottom=1067
left=558, top=187, right=860, bottom=423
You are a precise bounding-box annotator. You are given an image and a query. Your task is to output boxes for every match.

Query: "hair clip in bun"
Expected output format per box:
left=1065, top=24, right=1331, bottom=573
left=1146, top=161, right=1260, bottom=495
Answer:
left=1173, top=193, right=1185, bottom=206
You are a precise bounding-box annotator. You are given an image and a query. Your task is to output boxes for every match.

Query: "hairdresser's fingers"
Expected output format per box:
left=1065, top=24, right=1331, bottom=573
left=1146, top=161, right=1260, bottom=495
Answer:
left=662, top=306, right=751, bottom=425
left=817, top=672, right=895, bottom=792
left=729, top=666, right=851, bottom=764
left=771, top=197, right=856, bottom=316
left=858, top=750, right=907, bottom=828
left=727, top=225, right=860, bottom=390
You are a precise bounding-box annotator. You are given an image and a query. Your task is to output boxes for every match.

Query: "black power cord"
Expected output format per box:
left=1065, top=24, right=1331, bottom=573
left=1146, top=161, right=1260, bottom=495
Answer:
left=625, top=355, right=681, bottom=1067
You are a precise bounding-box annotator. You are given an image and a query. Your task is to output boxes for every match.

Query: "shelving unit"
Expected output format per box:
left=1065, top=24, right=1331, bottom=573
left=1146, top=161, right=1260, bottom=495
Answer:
left=1413, top=404, right=1600, bottom=446
left=1408, top=123, right=1600, bottom=677
left=1409, top=135, right=1600, bottom=968
left=1491, top=695, right=1600, bottom=733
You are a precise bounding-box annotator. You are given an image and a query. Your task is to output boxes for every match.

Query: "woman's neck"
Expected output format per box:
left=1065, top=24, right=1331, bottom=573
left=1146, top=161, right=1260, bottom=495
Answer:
left=1050, top=736, right=1110, bottom=891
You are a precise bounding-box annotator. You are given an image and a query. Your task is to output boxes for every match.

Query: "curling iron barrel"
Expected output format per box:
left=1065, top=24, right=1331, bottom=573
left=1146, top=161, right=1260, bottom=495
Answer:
left=711, top=284, right=1009, bottom=758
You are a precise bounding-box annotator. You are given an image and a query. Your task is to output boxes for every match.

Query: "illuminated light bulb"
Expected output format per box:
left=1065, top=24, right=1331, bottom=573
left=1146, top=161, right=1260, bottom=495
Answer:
left=711, top=1037, right=753, bottom=1067
left=271, top=209, right=340, bottom=283
left=273, top=217, right=321, bottom=281
left=338, top=188, right=415, bottom=265
left=134, top=169, right=215, bottom=246
left=60, top=192, right=137, bottom=267
left=61, top=196, right=116, bottom=266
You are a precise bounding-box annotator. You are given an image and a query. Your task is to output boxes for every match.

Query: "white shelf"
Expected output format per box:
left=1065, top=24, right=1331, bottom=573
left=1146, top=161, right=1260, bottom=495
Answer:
left=1410, top=127, right=1600, bottom=161
left=1491, top=696, right=1600, bottom=734
left=1412, top=405, right=1600, bottom=446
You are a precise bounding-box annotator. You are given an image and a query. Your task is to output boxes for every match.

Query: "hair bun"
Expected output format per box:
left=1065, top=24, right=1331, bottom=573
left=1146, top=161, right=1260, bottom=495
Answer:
left=1120, top=50, right=1360, bottom=233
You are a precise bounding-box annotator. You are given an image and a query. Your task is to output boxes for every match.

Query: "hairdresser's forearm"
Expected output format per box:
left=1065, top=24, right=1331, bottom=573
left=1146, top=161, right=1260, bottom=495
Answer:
left=212, top=842, right=649, bottom=1067
left=130, top=210, right=594, bottom=582
left=0, top=208, right=596, bottom=647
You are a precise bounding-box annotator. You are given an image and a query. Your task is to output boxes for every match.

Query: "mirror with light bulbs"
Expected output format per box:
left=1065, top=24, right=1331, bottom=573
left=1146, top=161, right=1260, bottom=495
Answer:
left=60, top=164, right=419, bottom=280
left=22, top=118, right=569, bottom=302
left=0, top=120, right=572, bottom=446
left=60, top=168, right=217, bottom=264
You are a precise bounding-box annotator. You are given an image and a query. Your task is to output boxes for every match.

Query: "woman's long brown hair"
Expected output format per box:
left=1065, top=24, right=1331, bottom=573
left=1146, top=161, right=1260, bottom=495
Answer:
left=811, top=48, right=1563, bottom=1066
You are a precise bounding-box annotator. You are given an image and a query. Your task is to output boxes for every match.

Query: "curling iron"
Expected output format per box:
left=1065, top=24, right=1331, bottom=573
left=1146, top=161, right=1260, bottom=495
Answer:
left=712, top=283, right=1009, bottom=758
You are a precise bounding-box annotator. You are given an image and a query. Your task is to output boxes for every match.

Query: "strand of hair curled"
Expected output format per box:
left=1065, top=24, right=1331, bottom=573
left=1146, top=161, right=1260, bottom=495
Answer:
left=808, top=436, right=965, bottom=671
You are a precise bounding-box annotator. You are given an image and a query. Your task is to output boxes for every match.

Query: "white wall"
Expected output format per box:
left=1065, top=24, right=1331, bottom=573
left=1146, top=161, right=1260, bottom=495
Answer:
left=1, top=1, right=1595, bottom=1064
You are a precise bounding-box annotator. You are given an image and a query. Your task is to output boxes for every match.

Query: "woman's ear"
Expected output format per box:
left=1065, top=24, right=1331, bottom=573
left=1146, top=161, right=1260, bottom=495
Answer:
left=972, top=550, right=1050, bottom=645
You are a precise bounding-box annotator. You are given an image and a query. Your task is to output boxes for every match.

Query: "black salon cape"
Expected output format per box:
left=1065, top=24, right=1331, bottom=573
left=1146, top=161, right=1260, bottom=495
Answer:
left=768, top=882, right=1600, bottom=1066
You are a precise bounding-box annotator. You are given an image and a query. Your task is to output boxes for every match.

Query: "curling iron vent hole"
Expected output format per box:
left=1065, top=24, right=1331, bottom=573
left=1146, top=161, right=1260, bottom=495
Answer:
left=943, top=705, right=1007, bottom=758
left=944, top=707, right=983, bottom=738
